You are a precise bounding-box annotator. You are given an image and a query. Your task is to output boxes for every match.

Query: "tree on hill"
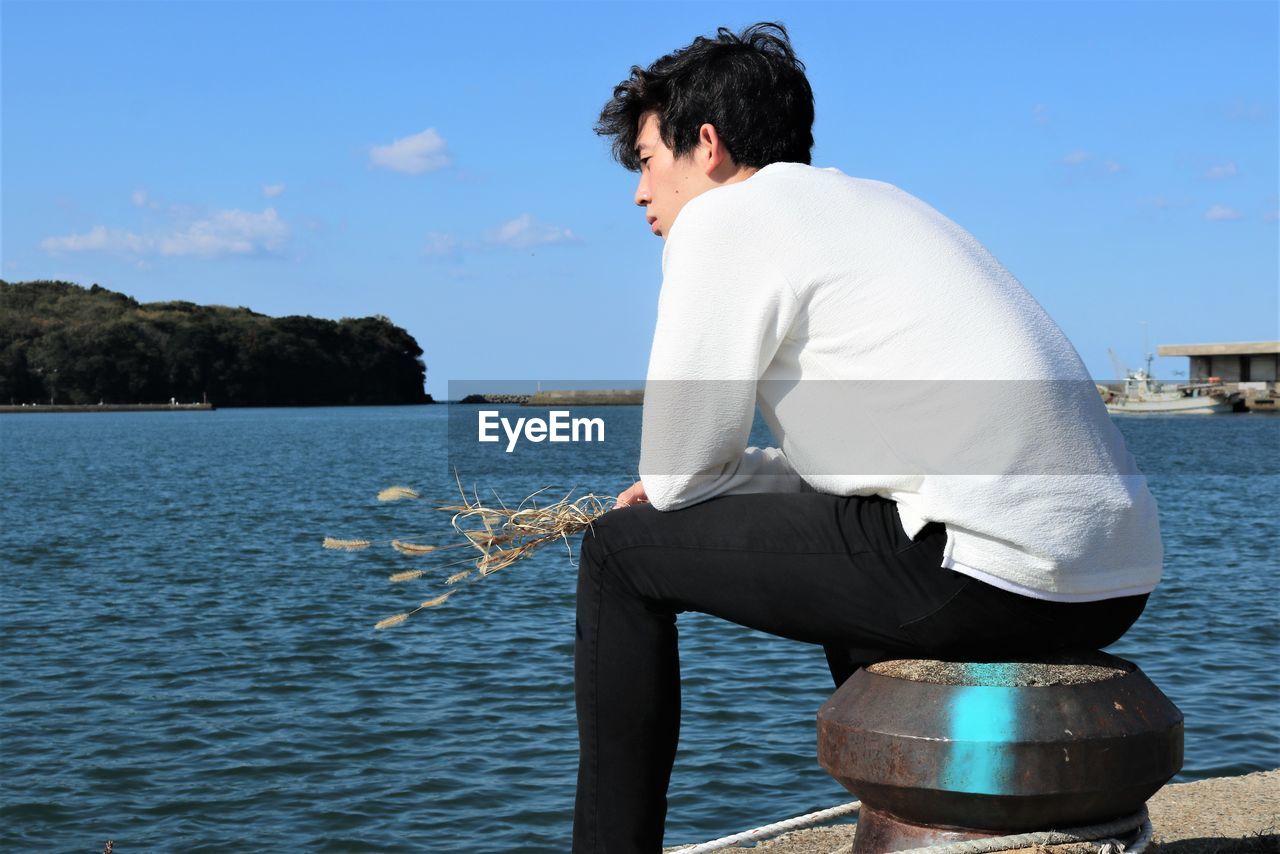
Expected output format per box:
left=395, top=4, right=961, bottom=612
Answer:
left=0, top=280, right=431, bottom=406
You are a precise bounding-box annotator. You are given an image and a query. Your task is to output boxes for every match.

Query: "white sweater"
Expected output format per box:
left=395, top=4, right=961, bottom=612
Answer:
left=638, top=162, right=1162, bottom=602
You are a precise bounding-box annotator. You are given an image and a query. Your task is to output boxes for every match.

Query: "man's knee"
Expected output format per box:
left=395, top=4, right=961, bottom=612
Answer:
left=578, top=510, right=623, bottom=573
left=577, top=505, right=653, bottom=580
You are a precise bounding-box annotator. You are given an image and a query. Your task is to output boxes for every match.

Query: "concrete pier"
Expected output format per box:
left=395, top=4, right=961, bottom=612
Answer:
left=455, top=389, right=644, bottom=405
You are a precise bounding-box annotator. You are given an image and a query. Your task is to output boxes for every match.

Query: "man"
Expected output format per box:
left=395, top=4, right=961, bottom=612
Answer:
left=575, top=22, right=1161, bottom=853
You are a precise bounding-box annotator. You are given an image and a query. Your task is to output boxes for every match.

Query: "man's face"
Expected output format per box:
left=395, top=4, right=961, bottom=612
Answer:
left=633, top=112, right=708, bottom=239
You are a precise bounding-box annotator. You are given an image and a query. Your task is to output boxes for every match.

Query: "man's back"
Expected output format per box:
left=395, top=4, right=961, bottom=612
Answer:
left=643, top=162, right=1162, bottom=600
left=666, top=162, right=1089, bottom=381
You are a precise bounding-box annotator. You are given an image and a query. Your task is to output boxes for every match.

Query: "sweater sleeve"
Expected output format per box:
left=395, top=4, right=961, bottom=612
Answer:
left=638, top=196, right=808, bottom=510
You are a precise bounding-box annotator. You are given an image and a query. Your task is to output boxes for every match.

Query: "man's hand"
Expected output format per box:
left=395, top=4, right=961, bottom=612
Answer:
left=614, top=479, right=650, bottom=509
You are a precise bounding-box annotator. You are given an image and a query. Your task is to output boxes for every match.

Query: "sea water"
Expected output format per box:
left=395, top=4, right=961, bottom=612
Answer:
left=1, top=406, right=1276, bottom=851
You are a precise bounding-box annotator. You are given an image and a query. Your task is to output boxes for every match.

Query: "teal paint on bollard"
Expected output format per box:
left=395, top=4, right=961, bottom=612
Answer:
left=942, top=685, right=1019, bottom=795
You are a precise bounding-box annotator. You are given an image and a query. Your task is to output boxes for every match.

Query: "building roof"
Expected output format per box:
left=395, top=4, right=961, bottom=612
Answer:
left=1157, top=341, right=1280, bottom=357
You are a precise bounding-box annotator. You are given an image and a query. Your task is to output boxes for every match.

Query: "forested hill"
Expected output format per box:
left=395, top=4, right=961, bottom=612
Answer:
left=0, top=280, right=431, bottom=406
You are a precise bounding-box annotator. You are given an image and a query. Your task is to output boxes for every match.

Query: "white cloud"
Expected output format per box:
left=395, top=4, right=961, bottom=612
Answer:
left=1204, top=205, right=1243, bottom=222
left=1147, top=195, right=1189, bottom=210
left=370, top=128, right=451, bottom=174
left=1225, top=99, right=1266, bottom=121
left=1031, top=104, right=1050, bottom=126
left=1061, top=151, right=1125, bottom=176
left=420, top=216, right=578, bottom=261
left=1204, top=161, right=1237, bottom=180
left=42, top=207, right=289, bottom=258
left=159, top=208, right=288, bottom=256
left=42, top=226, right=123, bottom=253
left=485, top=214, right=577, bottom=249
left=424, top=231, right=459, bottom=257
left=131, top=189, right=161, bottom=209
left=262, top=182, right=286, bottom=198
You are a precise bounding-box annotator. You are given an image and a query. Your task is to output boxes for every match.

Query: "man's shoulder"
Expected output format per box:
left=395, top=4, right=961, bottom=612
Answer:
left=685, top=163, right=915, bottom=224
left=669, top=164, right=927, bottom=266
left=749, top=162, right=904, bottom=198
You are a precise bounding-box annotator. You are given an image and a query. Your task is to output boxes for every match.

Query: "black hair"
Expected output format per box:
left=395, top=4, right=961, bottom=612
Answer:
left=595, top=21, right=814, bottom=171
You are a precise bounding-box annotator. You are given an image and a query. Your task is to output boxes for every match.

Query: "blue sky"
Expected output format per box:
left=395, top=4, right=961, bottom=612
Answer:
left=3, top=1, right=1276, bottom=397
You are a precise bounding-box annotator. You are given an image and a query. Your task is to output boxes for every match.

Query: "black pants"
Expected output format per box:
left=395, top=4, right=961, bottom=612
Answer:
left=572, top=492, right=1147, bottom=853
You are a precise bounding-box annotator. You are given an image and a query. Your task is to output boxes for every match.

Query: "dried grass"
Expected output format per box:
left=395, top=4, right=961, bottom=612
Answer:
left=321, top=536, right=476, bottom=555
left=378, top=486, right=420, bottom=502
left=390, top=539, right=437, bottom=555
left=439, top=482, right=613, bottom=579
left=374, top=591, right=452, bottom=630
left=323, top=537, right=372, bottom=551
left=374, top=612, right=410, bottom=630
left=352, top=474, right=617, bottom=629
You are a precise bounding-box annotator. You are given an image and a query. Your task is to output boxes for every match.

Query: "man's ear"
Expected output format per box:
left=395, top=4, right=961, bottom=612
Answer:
left=697, top=122, right=728, bottom=175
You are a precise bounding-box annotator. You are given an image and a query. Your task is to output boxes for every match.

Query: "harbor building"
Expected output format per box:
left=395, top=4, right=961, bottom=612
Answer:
left=1157, top=341, right=1279, bottom=383
left=1157, top=341, right=1279, bottom=412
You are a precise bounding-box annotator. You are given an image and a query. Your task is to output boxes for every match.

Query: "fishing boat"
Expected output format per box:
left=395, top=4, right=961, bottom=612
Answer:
left=1102, top=350, right=1233, bottom=414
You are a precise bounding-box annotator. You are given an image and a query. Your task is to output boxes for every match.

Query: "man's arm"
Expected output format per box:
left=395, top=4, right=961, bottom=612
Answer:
left=637, top=197, right=808, bottom=511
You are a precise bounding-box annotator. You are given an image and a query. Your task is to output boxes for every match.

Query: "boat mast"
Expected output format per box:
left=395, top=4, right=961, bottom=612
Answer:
left=1141, top=321, right=1154, bottom=380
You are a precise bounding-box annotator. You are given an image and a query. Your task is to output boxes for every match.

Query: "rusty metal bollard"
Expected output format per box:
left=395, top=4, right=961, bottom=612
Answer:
left=817, top=651, right=1183, bottom=853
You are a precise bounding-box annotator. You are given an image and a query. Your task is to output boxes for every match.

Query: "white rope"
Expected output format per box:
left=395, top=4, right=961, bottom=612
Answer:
left=898, top=806, right=1151, bottom=854
left=670, top=800, right=861, bottom=853
left=673, top=802, right=1153, bottom=854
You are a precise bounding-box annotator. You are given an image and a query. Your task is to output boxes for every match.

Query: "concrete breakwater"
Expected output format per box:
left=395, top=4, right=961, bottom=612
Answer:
left=458, top=389, right=644, bottom=406
left=665, top=769, right=1279, bottom=853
